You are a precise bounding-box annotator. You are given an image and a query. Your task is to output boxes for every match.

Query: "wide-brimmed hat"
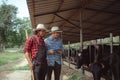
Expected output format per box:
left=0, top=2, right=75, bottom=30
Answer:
left=50, top=26, right=62, bottom=33
left=34, top=24, right=48, bottom=31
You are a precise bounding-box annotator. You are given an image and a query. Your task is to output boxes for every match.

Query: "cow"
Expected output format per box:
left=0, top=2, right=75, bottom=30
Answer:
left=76, top=44, right=120, bottom=80
left=62, top=48, right=78, bottom=64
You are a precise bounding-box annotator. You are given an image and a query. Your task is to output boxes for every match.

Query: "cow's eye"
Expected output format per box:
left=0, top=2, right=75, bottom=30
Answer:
left=78, top=53, right=81, bottom=56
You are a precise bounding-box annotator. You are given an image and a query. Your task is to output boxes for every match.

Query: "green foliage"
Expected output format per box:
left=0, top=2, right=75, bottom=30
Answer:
left=10, top=17, right=32, bottom=47
left=0, top=2, right=17, bottom=45
left=0, top=59, right=7, bottom=65
left=0, top=2, right=32, bottom=49
left=66, top=72, right=82, bottom=80
left=0, top=51, right=23, bottom=66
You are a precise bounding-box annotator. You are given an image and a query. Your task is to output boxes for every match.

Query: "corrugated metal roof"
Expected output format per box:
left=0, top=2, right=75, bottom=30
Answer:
left=27, top=0, right=120, bottom=43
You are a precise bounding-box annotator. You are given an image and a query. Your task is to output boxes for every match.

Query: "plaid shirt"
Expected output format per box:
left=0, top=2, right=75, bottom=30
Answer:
left=24, top=35, right=45, bottom=60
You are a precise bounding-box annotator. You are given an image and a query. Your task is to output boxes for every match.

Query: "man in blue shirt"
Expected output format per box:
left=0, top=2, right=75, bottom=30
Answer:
left=45, top=26, right=63, bottom=80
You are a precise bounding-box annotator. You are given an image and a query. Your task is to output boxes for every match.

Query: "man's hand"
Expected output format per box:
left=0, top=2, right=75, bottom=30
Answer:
left=49, top=50, right=55, bottom=54
left=30, top=63, right=34, bottom=70
left=57, top=50, right=62, bottom=54
left=24, top=52, right=34, bottom=70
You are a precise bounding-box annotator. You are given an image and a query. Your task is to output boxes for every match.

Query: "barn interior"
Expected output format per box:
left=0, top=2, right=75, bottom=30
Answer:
left=26, top=0, right=120, bottom=45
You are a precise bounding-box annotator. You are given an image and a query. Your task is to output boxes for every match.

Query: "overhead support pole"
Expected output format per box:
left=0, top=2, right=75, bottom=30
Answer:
left=100, top=39, right=104, bottom=55
left=119, top=35, right=120, bottom=45
left=100, top=39, right=102, bottom=45
left=79, top=8, right=83, bottom=52
left=80, top=29, right=83, bottom=52
left=94, top=40, right=98, bottom=62
left=68, top=41, right=70, bottom=68
left=110, top=33, right=113, bottom=54
left=54, top=13, right=80, bottom=29
left=89, top=42, right=92, bottom=64
left=110, top=33, right=115, bottom=80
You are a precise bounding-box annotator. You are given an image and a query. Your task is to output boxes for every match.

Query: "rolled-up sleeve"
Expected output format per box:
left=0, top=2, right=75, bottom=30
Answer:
left=24, top=38, right=33, bottom=54
left=44, top=39, right=51, bottom=54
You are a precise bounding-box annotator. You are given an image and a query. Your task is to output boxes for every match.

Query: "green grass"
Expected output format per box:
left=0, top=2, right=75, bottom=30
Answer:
left=0, top=51, right=23, bottom=66
left=11, top=64, right=30, bottom=70
left=66, top=72, right=82, bottom=80
left=6, top=48, right=19, bottom=51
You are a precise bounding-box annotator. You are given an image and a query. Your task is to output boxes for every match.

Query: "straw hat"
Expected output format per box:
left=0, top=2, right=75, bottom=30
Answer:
left=50, top=26, right=62, bottom=33
left=35, top=24, right=47, bottom=31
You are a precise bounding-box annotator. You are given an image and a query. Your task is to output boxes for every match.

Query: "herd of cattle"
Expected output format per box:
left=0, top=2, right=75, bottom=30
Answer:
left=62, top=44, right=120, bottom=80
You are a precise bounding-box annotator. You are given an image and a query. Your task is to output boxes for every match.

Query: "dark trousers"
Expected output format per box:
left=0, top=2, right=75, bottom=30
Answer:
left=33, top=63, right=47, bottom=80
left=46, top=62, right=61, bottom=80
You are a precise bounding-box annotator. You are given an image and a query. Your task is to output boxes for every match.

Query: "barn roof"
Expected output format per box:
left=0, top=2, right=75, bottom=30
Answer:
left=26, top=0, right=120, bottom=43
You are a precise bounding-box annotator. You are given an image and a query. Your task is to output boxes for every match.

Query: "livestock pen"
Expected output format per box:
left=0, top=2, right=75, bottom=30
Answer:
left=26, top=0, right=120, bottom=80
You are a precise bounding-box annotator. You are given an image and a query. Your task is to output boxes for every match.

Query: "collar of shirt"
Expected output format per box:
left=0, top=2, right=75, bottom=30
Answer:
left=48, top=35, right=60, bottom=41
left=34, top=35, right=45, bottom=46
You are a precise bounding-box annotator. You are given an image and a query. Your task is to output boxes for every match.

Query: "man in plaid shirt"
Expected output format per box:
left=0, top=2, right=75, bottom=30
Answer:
left=24, top=24, right=47, bottom=80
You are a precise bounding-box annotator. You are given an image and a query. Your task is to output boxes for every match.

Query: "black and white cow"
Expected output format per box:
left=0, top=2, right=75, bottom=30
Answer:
left=76, top=44, right=120, bottom=80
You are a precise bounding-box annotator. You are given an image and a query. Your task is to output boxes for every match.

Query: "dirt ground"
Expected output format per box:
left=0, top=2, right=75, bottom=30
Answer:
left=0, top=58, right=30, bottom=80
left=0, top=58, right=94, bottom=80
left=60, top=65, right=93, bottom=80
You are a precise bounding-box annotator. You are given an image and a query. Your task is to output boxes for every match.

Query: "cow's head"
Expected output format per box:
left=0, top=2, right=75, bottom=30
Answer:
left=76, top=52, right=83, bottom=68
left=90, top=63, right=103, bottom=80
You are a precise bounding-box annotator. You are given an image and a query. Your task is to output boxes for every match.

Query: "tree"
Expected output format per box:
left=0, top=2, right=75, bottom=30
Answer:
left=0, top=1, right=32, bottom=51
left=0, top=2, right=18, bottom=51
left=12, top=17, right=32, bottom=47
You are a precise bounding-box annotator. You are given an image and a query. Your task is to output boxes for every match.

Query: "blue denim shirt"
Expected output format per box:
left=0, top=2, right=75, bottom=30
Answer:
left=45, top=35, right=63, bottom=66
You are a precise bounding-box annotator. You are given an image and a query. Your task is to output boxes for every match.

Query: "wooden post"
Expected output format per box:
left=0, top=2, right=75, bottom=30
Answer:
left=68, top=41, right=70, bottom=68
left=110, top=33, right=114, bottom=80
left=100, top=39, right=104, bottom=55
left=89, top=43, right=92, bottom=64
left=25, top=30, right=29, bottom=39
left=80, top=29, right=83, bottom=52
left=110, top=33, right=113, bottom=54
left=119, top=36, right=120, bottom=46
left=61, top=30, right=63, bottom=41
left=100, top=39, right=103, bottom=45
left=79, top=8, right=83, bottom=52
left=94, top=40, right=97, bottom=62
left=79, top=5, right=84, bottom=75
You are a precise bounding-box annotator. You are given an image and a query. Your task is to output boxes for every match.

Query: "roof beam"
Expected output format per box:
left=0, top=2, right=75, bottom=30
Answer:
left=62, top=35, right=107, bottom=43
left=30, top=0, right=36, bottom=28
left=45, top=20, right=63, bottom=24
left=86, top=8, right=120, bottom=15
left=34, top=6, right=120, bottom=18
left=63, top=30, right=106, bottom=37
left=90, top=18, right=120, bottom=34
left=84, top=15, right=117, bottom=31
left=48, top=0, right=64, bottom=28
left=94, top=25, right=120, bottom=35
left=70, top=19, right=112, bottom=26
left=54, top=13, right=80, bottom=29
left=60, top=9, right=80, bottom=32
left=84, top=0, right=120, bottom=22
left=34, top=6, right=80, bottom=17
